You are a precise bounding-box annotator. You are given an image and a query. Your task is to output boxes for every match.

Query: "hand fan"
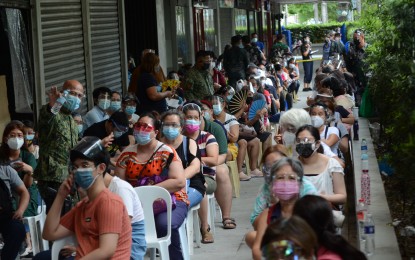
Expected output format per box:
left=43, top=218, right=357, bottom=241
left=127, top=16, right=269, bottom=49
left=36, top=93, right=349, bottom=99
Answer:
left=248, top=99, right=267, bottom=120
left=228, top=89, right=248, bottom=114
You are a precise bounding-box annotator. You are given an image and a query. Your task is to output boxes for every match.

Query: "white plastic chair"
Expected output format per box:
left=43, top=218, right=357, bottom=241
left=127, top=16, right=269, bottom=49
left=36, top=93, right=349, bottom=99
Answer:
left=178, top=220, right=190, bottom=260
left=135, top=186, right=172, bottom=260
left=51, top=236, right=77, bottom=260
left=186, top=203, right=201, bottom=255
left=23, top=204, right=49, bottom=255
left=207, top=193, right=223, bottom=235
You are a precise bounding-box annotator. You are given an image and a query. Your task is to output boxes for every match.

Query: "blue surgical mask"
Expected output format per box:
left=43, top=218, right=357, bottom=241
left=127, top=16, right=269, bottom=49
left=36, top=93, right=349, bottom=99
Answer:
left=134, top=130, right=152, bottom=145
left=213, top=104, right=222, bottom=115
left=226, top=95, right=233, bottom=102
left=125, top=106, right=136, bottom=115
left=110, top=101, right=121, bottom=111
left=156, top=86, right=162, bottom=92
left=75, top=168, right=99, bottom=190
left=114, top=130, right=124, bottom=138
left=77, top=125, right=83, bottom=134
left=162, top=127, right=180, bottom=140
left=239, top=43, right=244, bottom=48
left=98, top=99, right=110, bottom=110
left=204, top=111, right=211, bottom=121
left=64, top=95, right=81, bottom=112
left=25, top=134, right=35, bottom=141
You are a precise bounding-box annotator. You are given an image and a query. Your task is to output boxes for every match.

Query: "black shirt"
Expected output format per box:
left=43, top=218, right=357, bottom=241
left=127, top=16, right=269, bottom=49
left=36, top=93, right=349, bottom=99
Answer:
left=175, top=136, right=206, bottom=196
left=83, top=120, right=129, bottom=157
left=137, top=72, right=167, bottom=114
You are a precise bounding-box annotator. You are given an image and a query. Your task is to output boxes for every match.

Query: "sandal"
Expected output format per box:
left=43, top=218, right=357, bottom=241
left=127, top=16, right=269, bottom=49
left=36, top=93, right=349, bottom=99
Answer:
left=200, top=226, right=214, bottom=244
left=222, top=218, right=237, bottom=229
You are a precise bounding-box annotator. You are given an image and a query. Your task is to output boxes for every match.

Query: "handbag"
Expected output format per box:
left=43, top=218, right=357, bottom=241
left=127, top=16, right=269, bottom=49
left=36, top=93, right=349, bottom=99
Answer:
left=239, top=124, right=257, bottom=139
left=137, top=144, right=176, bottom=215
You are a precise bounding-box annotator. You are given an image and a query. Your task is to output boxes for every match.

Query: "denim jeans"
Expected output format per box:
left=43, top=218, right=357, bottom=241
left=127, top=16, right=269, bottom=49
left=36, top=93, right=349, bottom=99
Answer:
left=155, top=201, right=188, bottom=260
left=302, top=61, right=314, bottom=84
left=187, top=187, right=204, bottom=208
left=131, top=220, right=146, bottom=260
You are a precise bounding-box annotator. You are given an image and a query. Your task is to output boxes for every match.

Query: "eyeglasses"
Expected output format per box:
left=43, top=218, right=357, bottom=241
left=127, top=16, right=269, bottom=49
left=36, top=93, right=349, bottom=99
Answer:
left=67, top=90, right=85, bottom=99
left=162, top=123, right=181, bottom=128
left=134, top=122, right=154, bottom=132
left=273, top=173, right=300, bottom=182
left=295, top=137, right=315, bottom=144
left=182, top=103, right=201, bottom=114
left=262, top=240, right=305, bottom=260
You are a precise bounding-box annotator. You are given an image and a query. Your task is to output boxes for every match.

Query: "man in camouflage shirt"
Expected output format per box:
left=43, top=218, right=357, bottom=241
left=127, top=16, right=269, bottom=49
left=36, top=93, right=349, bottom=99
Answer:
left=35, top=80, right=84, bottom=211
left=183, top=50, right=214, bottom=101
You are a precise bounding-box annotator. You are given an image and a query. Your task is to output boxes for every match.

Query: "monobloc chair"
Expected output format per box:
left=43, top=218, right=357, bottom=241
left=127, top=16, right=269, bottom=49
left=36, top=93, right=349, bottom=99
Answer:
left=23, top=204, right=49, bottom=255
left=51, top=236, right=77, bottom=260
left=135, top=186, right=172, bottom=260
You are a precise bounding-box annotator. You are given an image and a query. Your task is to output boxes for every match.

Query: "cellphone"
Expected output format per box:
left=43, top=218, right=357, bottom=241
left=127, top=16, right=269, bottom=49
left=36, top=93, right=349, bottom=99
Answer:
left=9, top=159, right=22, bottom=169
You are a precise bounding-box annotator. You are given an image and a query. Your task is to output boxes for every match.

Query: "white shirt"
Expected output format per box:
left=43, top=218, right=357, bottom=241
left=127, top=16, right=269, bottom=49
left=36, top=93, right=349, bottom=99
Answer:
left=108, top=176, right=144, bottom=223
left=222, top=113, right=239, bottom=132
left=321, top=126, right=340, bottom=155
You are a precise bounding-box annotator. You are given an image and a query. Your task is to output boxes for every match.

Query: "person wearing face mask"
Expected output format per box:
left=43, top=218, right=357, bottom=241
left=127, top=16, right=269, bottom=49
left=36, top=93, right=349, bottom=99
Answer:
left=295, top=125, right=346, bottom=206
left=309, top=103, right=340, bottom=155
left=223, top=35, right=250, bottom=88
left=182, top=50, right=215, bottom=101
left=301, top=35, right=314, bottom=91
left=72, top=113, right=84, bottom=139
left=250, top=157, right=308, bottom=260
left=136, top=52, right=173, bottom=114
left=83, top=87, right=111, bottom=129
left=0, top=121, right=39, bottom=257
left=41, top=136, right=132, bottom=259
left=108, top=91, right=122, bottom=116
left=116, top=113, right=188, bottom=258
left=83, top=111, right=131, bottom=158
left=36, top=80, right=84, bottom=212
left=251, top=32, right=264, bottom=52
left=206, top=51, right=226, bottom=91
left=242, top=35, right=264, bottom=66
left=211, top=95, right=251, bottom=181
left=22, top=120, right=40, bottom=160
left=181, top=103, right=218, bottom=242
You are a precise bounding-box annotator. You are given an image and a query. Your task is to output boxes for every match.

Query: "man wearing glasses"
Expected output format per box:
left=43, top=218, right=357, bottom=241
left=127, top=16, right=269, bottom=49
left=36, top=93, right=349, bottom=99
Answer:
left=35, top=80, right=85, bottom=212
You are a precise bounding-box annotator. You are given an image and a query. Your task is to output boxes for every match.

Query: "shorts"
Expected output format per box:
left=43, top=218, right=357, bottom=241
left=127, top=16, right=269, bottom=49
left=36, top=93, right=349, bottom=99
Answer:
left=228, top=143, right=238, bottom=160
left=204, top=175, right=217, bottom=195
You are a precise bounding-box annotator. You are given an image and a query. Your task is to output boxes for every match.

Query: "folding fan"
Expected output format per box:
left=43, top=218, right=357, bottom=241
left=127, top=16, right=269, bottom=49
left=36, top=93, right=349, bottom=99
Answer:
left=248, top=99, right=267, bottom=120
left=228, top=89, right=248, bottom=115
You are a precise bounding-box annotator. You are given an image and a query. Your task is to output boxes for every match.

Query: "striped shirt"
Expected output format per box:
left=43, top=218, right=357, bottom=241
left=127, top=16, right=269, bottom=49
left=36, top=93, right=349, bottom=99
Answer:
left=196, top=131, right=218, bottom=176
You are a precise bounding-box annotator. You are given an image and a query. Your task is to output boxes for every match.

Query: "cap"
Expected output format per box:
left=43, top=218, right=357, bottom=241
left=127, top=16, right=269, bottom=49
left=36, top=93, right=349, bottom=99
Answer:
left=123, top=93, right=139, bottom=104
left=70, top=136, right=109, bottom=166
left=109, top=111, right=129, bottom=131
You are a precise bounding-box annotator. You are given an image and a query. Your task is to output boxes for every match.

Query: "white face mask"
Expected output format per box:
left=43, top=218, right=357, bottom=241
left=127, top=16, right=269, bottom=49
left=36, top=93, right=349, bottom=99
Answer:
left=7, top=137, right=24, bottom=150
left=282, top=131, right=296, bottom=146
left=311, top=116, right=325, bottom=128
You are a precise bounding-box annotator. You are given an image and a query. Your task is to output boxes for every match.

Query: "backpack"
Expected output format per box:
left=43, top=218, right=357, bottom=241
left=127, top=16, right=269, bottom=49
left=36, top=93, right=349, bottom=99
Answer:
left=0, top=177, right=13, bottom=222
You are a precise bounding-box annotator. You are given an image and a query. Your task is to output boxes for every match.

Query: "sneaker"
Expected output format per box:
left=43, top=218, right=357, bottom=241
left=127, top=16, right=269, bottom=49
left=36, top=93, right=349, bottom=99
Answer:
left=250, top=169, right=264, bottom=178
left=239, top=172, right=251, bottom=181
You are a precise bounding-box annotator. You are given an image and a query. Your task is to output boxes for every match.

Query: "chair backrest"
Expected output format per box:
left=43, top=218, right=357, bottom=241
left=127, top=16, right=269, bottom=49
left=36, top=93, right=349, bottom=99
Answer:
left=51, top=236, right=77, bottom=260
left=134, top=186, right=172, bottom=242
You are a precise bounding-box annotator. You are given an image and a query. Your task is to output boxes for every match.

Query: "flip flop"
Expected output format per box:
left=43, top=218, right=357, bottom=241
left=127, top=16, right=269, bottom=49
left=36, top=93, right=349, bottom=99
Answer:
left=222, top=218, right=237, bottom=229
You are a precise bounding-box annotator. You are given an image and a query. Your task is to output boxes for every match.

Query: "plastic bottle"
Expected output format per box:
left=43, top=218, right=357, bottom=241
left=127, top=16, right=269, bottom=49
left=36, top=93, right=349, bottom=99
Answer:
left=50, top=90, right=68, bottom=114
left=353, top=120, right=359, bottom=140
left=356, top=198, right=367, bottom=240
left=361, top=153, right=370, bottom=205
left=364, top=213, right=375, bottom=256
left=361, top=138, right=368, bottom=154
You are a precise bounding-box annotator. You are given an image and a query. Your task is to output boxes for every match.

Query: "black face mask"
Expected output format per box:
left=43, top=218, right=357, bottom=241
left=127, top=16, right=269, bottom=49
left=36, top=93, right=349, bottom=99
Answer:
left=354, top=39, right=360, bottom=46
left=246, top=96, right=253, bottom=105
left=202, top=63, right=210, bottom=70
left=296, top=143, right=316, bottom=158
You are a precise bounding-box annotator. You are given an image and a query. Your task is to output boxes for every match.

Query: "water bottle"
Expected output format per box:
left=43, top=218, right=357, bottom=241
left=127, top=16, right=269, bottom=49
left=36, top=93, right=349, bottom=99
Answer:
left=361, top=138, right=368, bottom=154
left=364, top=213, right=375, bottom=256
left=356, top=198, right=367, bottom=240
left=361, top=153, right=370, bottom=205
left=50, top=90, right=68, bottom=114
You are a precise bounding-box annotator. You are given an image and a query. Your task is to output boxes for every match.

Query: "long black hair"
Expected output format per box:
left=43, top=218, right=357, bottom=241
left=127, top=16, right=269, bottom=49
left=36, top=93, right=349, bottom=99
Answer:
left=293, top=195, right=367, bottom=260
left=295, top=125, right=324, bottom=154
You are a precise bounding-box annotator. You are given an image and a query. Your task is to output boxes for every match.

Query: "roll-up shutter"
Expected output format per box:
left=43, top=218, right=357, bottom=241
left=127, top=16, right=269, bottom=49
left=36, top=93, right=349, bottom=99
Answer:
left=90, top=0, right=123, bottom=94
left=40, top=0, right=87, bottom=113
